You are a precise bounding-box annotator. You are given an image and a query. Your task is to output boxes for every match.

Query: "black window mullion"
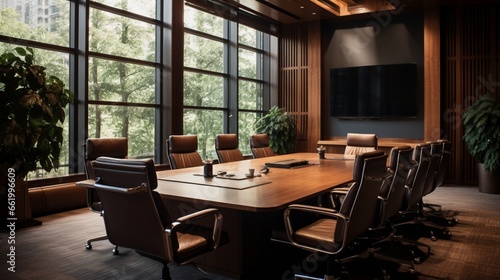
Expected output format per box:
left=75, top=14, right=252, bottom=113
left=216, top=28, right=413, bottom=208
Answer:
left=227, top=19, right=238, bottom=134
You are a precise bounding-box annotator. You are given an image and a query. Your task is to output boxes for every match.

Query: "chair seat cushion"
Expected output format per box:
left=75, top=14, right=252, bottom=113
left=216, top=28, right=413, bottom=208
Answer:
left=294, top=219, right=341, bottom=252
left=176, top=231, right=210, bottom=261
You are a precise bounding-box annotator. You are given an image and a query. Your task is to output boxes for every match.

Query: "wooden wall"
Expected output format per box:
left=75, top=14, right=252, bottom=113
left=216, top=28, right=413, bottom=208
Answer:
left=279, top=22, right=322, bottom=153
left=279, top=2, right=499, bottom=185
left=441, top=3, right=500, bottom=185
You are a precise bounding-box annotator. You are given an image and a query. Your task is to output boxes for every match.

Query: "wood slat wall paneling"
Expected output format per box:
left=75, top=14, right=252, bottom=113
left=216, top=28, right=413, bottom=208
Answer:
left=279, top=22, right=322, bottom=153
left=442, top=3, right=500, bottom=185
left=280, top=24, right=308, bottom=152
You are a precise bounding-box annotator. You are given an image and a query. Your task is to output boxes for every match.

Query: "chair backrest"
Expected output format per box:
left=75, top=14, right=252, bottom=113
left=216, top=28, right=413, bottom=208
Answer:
left=335, top=152, right=390, bottom=245
left=250, top=133, right=276, bottom=158
left=344, top=133, right=378, bottom=155
left=379, top=146, right=415, bottom=224
left=215, top=134, right=245, bottom=163
left=403, top=143, right=432, bottom=211
left=422, top=141, right=444, bottom=197
left=92, top=157, right=170, bottom=261
left=166, top=135, right=204, bottom=169
left=84, top=137, right=128, bottom=179
left=351, top=150, right=385, bottom=182
left=433, top=139, right=451, bottom=188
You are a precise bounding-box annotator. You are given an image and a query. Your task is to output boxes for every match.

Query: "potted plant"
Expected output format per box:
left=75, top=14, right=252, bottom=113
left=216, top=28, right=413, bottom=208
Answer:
left=462, top=94, right=500, bottom=194
left=255, top=106, right=296, bottom=154
left=1, top=47, right=73, bottom=225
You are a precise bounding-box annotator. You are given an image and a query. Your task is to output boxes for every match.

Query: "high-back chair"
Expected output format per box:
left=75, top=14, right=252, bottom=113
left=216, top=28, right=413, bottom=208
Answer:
left=422, top=140, right=458, bottom=226
left=363, top=146, right=432, bottom=267
left=166, top=135, right=203, bottom=169
left=249, top=133, right=276, bottom=158
left=91, top=156, right=224, bottom=279
left=83, top=137, right=127, bottom=253
left=344, top=133, right=378, bottom=156
left=328, top=150, right=386, bottom=209
left=215, top=134, right=245, bottom=163
left=396, top=143, right=452, bottom=241
left=283, top=151, right=390, bottom=279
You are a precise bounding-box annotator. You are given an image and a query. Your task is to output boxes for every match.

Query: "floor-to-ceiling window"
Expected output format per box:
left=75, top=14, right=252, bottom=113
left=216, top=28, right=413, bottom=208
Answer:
left=0, top=0, right=277, bottom=180
left=87, top=0, right=159, bottom=160
left=183, top=2, right=274, bottom=159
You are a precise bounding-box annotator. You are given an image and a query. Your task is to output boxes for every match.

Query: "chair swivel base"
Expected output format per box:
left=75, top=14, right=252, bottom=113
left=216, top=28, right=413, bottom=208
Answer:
left=86, top=235, right=119, bottom=255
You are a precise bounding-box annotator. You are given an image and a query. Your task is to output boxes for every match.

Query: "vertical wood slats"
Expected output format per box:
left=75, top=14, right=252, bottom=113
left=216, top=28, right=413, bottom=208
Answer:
left=279, top=25, right=309, bottom=152
left=442, top=3, right=500, bottom=185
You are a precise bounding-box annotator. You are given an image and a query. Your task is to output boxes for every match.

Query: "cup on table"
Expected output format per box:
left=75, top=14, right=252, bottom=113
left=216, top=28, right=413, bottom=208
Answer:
left=248, top=168, right=255, bottom=177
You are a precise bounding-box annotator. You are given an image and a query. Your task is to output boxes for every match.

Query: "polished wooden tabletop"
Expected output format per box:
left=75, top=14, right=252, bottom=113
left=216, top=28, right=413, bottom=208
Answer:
left=155, top=153, right=355, bottom=212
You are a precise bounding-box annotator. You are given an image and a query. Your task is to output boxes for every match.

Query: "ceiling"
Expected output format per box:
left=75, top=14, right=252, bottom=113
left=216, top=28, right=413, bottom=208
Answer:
left=221, top=0, right=422, bottom=24
left=221, top=0, right=493, bottom=24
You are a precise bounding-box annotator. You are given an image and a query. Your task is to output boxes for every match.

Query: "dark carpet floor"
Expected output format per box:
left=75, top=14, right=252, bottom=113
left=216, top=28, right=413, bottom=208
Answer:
left=1, top=185, right=499, bottom=280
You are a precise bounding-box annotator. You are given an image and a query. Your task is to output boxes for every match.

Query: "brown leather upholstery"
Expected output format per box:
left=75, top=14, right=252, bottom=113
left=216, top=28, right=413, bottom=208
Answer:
left=395, top=142, right=452, bottom=241
left=83, top=137, right=128, bottom=252
left=166, top=135, right=203, bottom=169
left=379, top=146, right=414, bottom=224
left=84, top=138, right=128, bottom=180
left=215, top=134, right=245, bottom=163
left=90, top=157, right=224, bottom=278
left=422, top=141, right=444, bottom=197
left=344, top=133, right=378, bottom=155
left=403, top=143, right=431, bottom=212
left=327, top=150, right=385, bottom=210
left=250, top=133, right=276, bottom=158
left=283, top=152, right=389, bottom=278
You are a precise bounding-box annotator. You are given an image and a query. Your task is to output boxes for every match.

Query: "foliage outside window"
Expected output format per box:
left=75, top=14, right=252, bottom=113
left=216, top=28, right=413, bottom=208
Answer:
left=183, top=4, right=270, bottom=158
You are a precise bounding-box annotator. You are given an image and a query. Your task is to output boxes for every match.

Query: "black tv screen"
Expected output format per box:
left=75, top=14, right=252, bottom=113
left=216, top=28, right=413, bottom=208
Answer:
left=330, top=63, right=418, bottom=119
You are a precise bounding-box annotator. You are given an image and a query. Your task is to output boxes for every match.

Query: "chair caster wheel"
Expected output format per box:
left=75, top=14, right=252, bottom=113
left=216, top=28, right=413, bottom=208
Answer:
left=86, top=244, right=92, bottom=250
left=430, top=236, right=437, bottom=242
left=408, top=268, right=415, bottom=274
left=428, top=250, right=435, bottom=255
left=113, top=247, right=119, bottom=255
left=413, top=257, right=421, bottom=264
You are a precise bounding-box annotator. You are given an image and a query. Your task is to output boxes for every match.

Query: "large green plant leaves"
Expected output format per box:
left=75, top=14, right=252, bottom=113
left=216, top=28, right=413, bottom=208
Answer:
left=255, top=106, right=296, bottom=154
left=1, top=47, right=74, bottom=178
left=462, top=95, right=500, bottom=173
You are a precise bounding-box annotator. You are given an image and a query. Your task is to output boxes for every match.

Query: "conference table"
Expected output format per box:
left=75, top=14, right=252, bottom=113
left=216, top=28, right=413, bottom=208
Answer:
left=79, top=153, right=355, bottom=279
left=154, top=152, right=355, bottom=279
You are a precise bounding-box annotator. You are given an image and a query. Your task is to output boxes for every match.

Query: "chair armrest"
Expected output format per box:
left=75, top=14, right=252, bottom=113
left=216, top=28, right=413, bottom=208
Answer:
left=284, top=204, right=346, bottom=235
left=93, top=180, right=147, bottom=193
left=284, top=204, right=348, bottom=254
left=169, top=208, right=223, bottom=250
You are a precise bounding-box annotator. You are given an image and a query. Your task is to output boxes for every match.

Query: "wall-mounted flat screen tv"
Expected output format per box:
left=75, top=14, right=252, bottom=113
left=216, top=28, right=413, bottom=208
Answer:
left=330, top=63, right=418, bottom=120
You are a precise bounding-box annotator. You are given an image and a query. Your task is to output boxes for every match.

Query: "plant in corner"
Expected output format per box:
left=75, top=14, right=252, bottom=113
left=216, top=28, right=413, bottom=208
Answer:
left=255, top=106, right=296, bottom=154
left=1, top=47, right=74, bottom=224
left=462, top=94, right=500, bottom=194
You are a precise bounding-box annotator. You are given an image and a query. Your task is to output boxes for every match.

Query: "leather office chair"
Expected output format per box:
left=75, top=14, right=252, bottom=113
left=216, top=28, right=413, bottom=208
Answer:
left=215, top=134, right=245, bottom=163
left=91, top=156, right=224, bottom=280
left=83, top=137, right=127, bottom=254
left=342, top=146, right=432, bottom=272
left=422, top=140, right=458, bottom=226
left=395, top=143, right=451, bottom=242
left=328, top=150, right=385, bottom=209
left=282, top=151, right=391, bottom=280
left=249, top=133, right=276, bottom=158
left=166, top=135, right=203, bottom=169
left=344, top=133, right=378, bottom=156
